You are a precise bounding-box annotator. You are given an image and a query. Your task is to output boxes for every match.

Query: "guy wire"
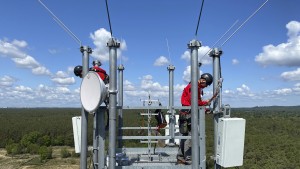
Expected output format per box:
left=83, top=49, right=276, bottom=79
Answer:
left=105, top=0, right=113, bottom=37
left=220, top=0, right=269, bottom=47
left=199, top=19, right=239, bottom=61
left=195, top=0, right=205, bottom=37
left=38, top=0, right=82, bottom=46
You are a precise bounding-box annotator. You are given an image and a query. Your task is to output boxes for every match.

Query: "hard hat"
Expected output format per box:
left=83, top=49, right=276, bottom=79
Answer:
left=74, top=65, right=82, bottom=77
left=200, top=73, right=213, bottom=86
left=92, top=60, right=102, bottom=66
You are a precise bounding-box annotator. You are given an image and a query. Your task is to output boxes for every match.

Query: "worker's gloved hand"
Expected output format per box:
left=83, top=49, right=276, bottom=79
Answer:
left=205, top=108, right=212, bottom=114
left=202, top=100, right=211, bottom=106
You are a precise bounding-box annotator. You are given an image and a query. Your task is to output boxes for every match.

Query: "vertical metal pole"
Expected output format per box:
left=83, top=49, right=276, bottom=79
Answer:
left=80, top=46, right=91, bottom=169
left=117, top=64, right=125, bottom=148
left=199, top=107, right=206, bottom=168
left=93, top=112, right=99, bottom=168
left=98, top=108, right=106, bottom=169
left=188, top=39, right=201, bottom=168
left=107, top=38, right=120, bottom=169
left=209, top=48, right=222, bottom=169
left=167, top=65, right=175, bottom=145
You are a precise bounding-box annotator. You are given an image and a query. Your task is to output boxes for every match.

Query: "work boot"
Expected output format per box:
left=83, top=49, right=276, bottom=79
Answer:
left=176, top=155, right=185, bottom=165
left=185, top=156, right=192, bottom=165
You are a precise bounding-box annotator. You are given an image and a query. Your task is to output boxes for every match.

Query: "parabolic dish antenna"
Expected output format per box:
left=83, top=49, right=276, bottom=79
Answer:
left=80, top=71, right=107, bottom=112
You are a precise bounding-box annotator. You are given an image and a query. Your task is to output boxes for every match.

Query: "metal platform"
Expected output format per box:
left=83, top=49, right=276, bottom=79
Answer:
left=112, top=147, right=192, bottom=169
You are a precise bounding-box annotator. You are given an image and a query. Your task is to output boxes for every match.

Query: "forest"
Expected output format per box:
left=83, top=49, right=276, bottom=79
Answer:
left=0, top=106, right=299, bottom=168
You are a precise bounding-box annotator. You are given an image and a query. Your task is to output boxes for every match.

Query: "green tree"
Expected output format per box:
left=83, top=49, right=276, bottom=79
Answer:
left=20, top=131, right=42, bottom=147
left=39, top=146, right=52, bottom=162
left=5, top=143, right=22, bottom=156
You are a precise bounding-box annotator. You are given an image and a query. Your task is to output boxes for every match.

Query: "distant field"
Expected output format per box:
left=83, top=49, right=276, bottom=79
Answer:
left=0, top=106, right=299, bottom=168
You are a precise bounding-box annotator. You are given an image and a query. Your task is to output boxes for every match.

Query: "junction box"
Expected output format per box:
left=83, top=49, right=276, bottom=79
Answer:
left=216, top=117, right=246, bottom=167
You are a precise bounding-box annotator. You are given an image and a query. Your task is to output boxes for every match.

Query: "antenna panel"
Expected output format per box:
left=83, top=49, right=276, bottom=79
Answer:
left=72, top=116, right=81, bottom=153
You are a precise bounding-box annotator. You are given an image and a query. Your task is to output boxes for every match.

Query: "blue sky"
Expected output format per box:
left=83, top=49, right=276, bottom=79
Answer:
left=0, top=0, right=299, bottom=108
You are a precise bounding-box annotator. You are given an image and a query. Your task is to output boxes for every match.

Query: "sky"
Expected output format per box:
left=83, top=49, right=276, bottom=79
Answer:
left=0, top=0, right=299, bottom=108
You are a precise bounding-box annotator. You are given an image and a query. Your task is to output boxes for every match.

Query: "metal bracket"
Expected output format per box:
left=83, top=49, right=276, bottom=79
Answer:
left=221, top=104, right=231, bottom=118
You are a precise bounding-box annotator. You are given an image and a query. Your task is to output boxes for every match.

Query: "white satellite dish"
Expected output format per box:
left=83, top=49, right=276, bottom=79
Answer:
left=80, top=71, right=107, bottom=112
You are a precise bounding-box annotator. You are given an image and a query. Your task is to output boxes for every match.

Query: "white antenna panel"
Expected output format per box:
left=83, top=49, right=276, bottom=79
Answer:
left=80, top=71, right=107, bottom=113
left=72, top=116, right=81, bottom=153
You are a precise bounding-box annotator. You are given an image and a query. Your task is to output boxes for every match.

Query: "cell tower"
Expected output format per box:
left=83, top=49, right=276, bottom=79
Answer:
left=39, top=0, right=269, bottom=168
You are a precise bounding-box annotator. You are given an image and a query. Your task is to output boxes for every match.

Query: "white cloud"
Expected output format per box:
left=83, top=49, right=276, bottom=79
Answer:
left=123, top=75, right=170, bottom=104
left=32, top=66, right=51, bottom=75
left=90, top=28, right=111, bottom=62
left=287, top=21, right=300, bottom=38
left=280, top=68, right=300, bottom=81
left=181, top=45, right=212, bottom=65
left=232, top=59, right=239, bottom=65
left=274, top=88, right=293, bottom=95
left=199, top=46, right=214, bottom=65
left=48, top=49, right=58, bottom=54
left=50, top=68, right=77, bottom=86
left=236, top=84, right=254, bottom=97
left=0, top=39, right=52, bottom=76
left=15, top=85, right=32, bottom=92
left=182, top=66, right=203, bottom=83
left=55, top=71, right=69, bottom=78
left=154, top=56, right=169, bottom=66
left=0, top=39, right=74, bottom=86
left=11, top=40, right=27, bottom=48
left=0, top=75, right=17, bottom=87
left=293, top=83, right=300, bottom=92
left=255, top=21, right=300, bottom=67
left=12, top=55, right=39, bottom=68
left=0, top=39, right=27, bottom=58
left=0, top=83, right=81, bottom=107
left=56, top=87, right=71, bottom=93
left=124, top=80, right=135, bottom=91
left=51, top=77, right=75, bottom=86
left=90, top=28, right=127, bottom=62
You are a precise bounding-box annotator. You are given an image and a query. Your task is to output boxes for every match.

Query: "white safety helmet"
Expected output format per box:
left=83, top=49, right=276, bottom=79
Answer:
left=92, top=60, right=102, bottom=66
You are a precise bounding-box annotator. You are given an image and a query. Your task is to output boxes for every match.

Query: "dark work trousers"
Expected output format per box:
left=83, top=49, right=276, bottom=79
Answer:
left=177, top=130, right=192, bottom=160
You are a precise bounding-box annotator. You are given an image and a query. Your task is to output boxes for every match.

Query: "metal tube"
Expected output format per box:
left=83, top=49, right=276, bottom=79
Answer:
left=117, top=64, right=125, bottom=148
left=80, top=46, right=91, bottom=169
left=107, top=38, right=120, bottom=169
left=188, top=39, right=201, bottom=168
left=167, top=65, right=175, bottom=145
left=209, top=48, right=222, bottom=169
left=93, top=112, right=98, bottom=168
left=98, top=108, right=106, bottom=169
left=199, top=107, right=206, bottom=168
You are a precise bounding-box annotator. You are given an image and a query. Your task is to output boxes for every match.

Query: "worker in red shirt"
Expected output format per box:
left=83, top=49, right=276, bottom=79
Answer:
left=90, top=60, right=110, bottom=130
left=73, top=60, right=109, bottom=84
left=90, top=60, right=109, bottom=84
left=177, top=73, right=213, bottom=165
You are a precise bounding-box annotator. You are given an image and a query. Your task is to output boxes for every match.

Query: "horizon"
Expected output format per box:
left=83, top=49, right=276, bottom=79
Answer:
left=0, top=0, right=300, bottom=108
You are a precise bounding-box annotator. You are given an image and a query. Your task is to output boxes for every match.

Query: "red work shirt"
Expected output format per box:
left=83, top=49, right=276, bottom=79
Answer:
left=181, top=82, right=208, bottom=106
left=91, top=66, right=107, bottom=81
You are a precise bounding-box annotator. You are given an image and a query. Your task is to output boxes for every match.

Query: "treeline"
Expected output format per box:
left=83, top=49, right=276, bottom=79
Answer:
left=222, top=106, right=300, bottom=169
left=0, top=106, right=300, bottom=168
left=0, top=108, right=82, bottom=148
